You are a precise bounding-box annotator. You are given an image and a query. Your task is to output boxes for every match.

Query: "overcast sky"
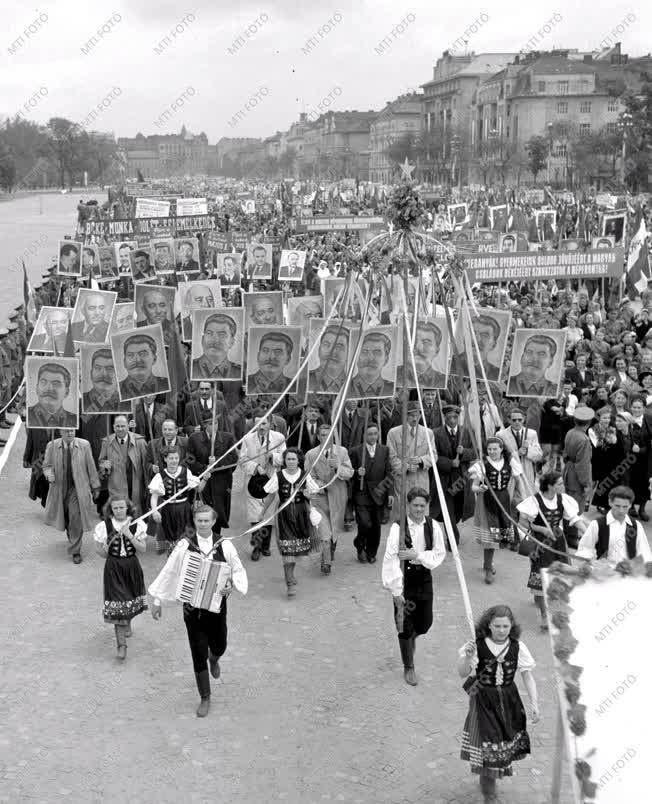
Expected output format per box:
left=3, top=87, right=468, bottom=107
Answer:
left=1, top=0, right=647, bottom=142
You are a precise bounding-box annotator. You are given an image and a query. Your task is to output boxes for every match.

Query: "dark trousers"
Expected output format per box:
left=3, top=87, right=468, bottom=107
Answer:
left=393, top=596, right=433, bottom=639
left=353, top=502, right=382, bottom=558
left=251, top=524, right=272, bottom=552
left=435, top=491, right=463, bottom=548
left=183, top=601, right=228, bottom=673
left=63, top=488, right=83, bottom=556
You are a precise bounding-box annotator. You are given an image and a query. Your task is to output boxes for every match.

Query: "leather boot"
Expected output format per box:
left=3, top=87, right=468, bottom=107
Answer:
left=284, top=563, right=296, bottom=597
left=195, top=670, right=211, bottom=717
left=398, top=637, right=417, bottom=686
left=208, top=651, right=221, bottom=679
left=115, top=625, right=127, bottom=660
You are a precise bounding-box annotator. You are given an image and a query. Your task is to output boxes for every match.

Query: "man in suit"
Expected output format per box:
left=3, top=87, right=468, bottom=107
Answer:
left=218, top=255, right=240, bottom=285
left=145, top=419, right=189, bottom=481
left=349, top=331, right=395, bottom=399
left=398, top=321, right=447, bottom=388
left=496, top=406, right=543, bottom=508
left=98, top=414, right=148, bottom=515
left=131, top=250, right=156, bottom=281
left=186, top=415, right=237, bottom=534
left=286, top=401, right=324, bottom=453
left=176, top=240, right=200, bottom=273
left=183, top=382, right=228, bottom=435
left=432, top=404, right=474, bottom=546
left=137, top=287, right=175, bottom=347
left=349, top=422, right=393, bottom=563
left=131, top=394, right=173, bottom=441
left=28, top=363, right=78, bottom=429
left=192, top=313, right=242, bottom=381
left=304, top=423, right=354, bottom=574
left=387, top=402, right=437, bottom=506
left=28, top=309, right=70, bottom=353
left=119, top=333, right=169, bottom=401
left=308, top=325, right=349, bottom=394
left=239, top=411, right=286, bottom=559
left=43, top=429, right=100, bottom=563
left=340, top=400, right=372, bottom=451
left=82, top=348, right=130, bottom=414
left=279, top=250, right=303, bottom=281
left=248, top=245, right=272, bottom=279
left=507, top=334, right=560, bottom=398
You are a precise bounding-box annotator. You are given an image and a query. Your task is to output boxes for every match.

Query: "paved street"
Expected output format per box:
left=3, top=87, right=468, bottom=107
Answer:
left=0, top=421, right=578, bottom=804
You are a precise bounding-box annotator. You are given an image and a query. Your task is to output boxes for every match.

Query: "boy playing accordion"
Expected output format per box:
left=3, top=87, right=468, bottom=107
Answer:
left=149, top=504, right=248, bottom=717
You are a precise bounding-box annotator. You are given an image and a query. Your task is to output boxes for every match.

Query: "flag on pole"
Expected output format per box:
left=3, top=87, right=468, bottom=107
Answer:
left=22, top=261, right=37, bottom=325
left=626, top=210, right=649, bottom=295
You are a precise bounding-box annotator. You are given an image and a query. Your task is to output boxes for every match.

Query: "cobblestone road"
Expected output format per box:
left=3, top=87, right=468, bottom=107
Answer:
left=0, top=422, right=587, bottom=804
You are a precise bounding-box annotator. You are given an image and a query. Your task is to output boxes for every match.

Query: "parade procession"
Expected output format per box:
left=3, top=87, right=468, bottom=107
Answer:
left=2, top=4, right=652, bottom=803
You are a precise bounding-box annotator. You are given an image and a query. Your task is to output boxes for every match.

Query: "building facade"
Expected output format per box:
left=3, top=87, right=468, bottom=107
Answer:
left=369, top=94, right=422, bottom=183
left=118, top=127, right=211, bottom=178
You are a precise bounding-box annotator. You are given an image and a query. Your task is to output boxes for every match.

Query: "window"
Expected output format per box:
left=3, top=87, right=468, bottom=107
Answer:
left=580, top=102, right=592, bottom=113
left=554, top=144, right=567, bottom=157
left=537, top=81, right=546, bottom=92
left=557, top=102, right=568, bottom=114
left=558, top=80, right=569, bottom=94
left=605, top=122, right=618, bottom=135
left=579, top=123, right=591, bottom=136
left=608, top=100, right=618, bottom=112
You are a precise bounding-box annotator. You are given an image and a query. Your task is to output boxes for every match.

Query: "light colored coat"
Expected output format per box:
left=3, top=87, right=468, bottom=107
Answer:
left=43, top=438, right=100, bottom=533
left=239, top=428, right=286, bottom=521
left=387, top=424, right=436, bottom=500
left=304, top=444, right=354, bottom=539
left=495, top=426, right=543, bottom=504
left=98, top=432, right=148, bottom=513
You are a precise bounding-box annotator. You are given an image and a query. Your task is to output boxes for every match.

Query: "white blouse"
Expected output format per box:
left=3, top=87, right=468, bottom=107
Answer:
left=94, top=517, right=147, bottom=556
left=263, top=468, right=302, bottom=495
left=148, top=467, right=201, bottom=496
left=459, top=637, right=536, bottom=676
left=517, top=492, right=580, bottom=525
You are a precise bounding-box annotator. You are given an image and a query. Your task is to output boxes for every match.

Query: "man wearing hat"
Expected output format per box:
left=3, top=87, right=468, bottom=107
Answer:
left=496, top=407, right=543, bottom=507
left=507, top=333, right=560, bottom=398
left=387, top=402, right=437, bottom=506
left=433, top=404, right=474, bottom=545
left=185, top=413, right=236, bottom=535
left=562, top=405, right=594, bottom=510
left=239, top=410, right=286, bottom=560
left=246, top=331, right=294, bottom=395
left=349, top=331, right=395, bottom=399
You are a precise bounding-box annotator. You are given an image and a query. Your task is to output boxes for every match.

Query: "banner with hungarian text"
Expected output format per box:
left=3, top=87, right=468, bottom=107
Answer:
left=83, top=215, right=218, bottom=237
left=464, top=247, right=624, bottom=283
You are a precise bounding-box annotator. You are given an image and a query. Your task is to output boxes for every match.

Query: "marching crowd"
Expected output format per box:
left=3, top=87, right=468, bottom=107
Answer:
left=4, top=176, right=652, bottom=802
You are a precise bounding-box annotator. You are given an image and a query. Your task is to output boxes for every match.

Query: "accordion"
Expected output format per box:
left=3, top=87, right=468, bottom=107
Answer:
left=175, top=551, right=231, bottom=613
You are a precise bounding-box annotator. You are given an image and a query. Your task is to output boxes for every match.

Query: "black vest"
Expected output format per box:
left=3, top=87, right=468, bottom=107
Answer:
left=403, top=517, right=434, bottom=599
left=595, top=516, right=637, bottom=560
left=105, top=518, right=138, bottom=558
left=185, top=532, right=226, bottom=562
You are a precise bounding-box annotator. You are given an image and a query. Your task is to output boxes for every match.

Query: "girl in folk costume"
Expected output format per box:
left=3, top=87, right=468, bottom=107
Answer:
left=469, top=437, right=524, bottom=585
left=149, top=445, right=205, bottom=552
left=94, top=497, right=148, bottom=660
left=458, top=605, right=539, bottom=803
left=262, top=447, right=316, bottom=598
left=517, top=471, right=587, bottom=631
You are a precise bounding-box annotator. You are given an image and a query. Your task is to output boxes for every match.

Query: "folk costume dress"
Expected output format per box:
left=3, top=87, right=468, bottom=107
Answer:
left=263, top=469, right=313, bottom=565
left=516, top=493, right=579, bottom=594
left=94, top=516, right=148, bottom=624
left=148, top=466, right=201, bottom=547
left=459, top=637, right=535, bottom=778
left=470, top=457, right=522, bottom=549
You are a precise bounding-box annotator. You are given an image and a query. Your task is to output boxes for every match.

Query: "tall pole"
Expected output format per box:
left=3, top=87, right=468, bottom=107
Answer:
left=395, top=256, right=410, bottom=634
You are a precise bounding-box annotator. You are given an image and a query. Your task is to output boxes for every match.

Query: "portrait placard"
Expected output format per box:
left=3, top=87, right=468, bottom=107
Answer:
left=131, top=247, right=157, bottom=282
left=453, top=308, right=511, bottom=383
left=306, top=318, right=351, bottom=395
left=506, top=328, right=567, bottom=398
left=113, top=240, right=137, bottom=278
left=109, top=303, right=135, bottom=336
left=245, top=326, right=302, bottom=396
left=242, top=291, right=284, bottom=328
left=70, top=288, right=116, bottom=345
left=216, top=252, right=242, bottom=286
left=25, top=356, right=79, bottom=430
left=96, top=246, right=119, bottom=283
left=179, top=280, right=223, bottom=342
left=190, top=308, right=244, bottom=383
left=81, top=244, right=100, bottom=278
left=174, top=237, right=201, bottom=274
left=57, top=240, right=81, bottom=277
left=27, top=307, right=73, bottom=354
left=278, top=249, right=307, bottom=282
left=288, top=295, right=323, bottom=342
left=150, top=238, right=176, bottom=276
left=397, top=316, right=451, bottom=389
left=347, top=324, right=398, bottom=400
left=80, top=343, right=131, bottom=414
left=246, top=243, right=273, bottom=281
left=110, top=324, right=170, bottom=402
